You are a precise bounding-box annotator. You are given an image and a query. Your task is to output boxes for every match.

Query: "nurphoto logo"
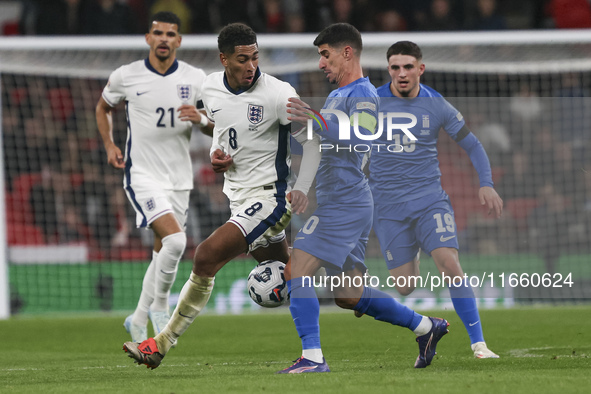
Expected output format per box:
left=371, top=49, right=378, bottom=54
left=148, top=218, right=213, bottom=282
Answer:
left=306, top=109, right=418, bottom=153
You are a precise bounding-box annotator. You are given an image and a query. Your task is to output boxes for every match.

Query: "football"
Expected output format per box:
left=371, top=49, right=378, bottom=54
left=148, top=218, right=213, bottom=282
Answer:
left=247, top=260, right=289, bottom=308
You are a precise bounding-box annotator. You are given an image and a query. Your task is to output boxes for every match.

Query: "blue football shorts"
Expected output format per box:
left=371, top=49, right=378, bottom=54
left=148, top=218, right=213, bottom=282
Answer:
left=293, top=200, right=372, bottom=275
left=373, top=190, right=459, bottom=270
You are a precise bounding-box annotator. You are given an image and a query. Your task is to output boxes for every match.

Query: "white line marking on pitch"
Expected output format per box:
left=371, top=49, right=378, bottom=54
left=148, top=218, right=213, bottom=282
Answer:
left=508, top=346, right=588, bottom=358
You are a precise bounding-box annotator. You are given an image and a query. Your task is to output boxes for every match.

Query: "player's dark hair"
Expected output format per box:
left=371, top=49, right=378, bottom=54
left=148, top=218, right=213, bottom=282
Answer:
left=386, top=41, right=423, bottom=61
left=218, top=23, right=258, bottom=55
left=150, top=11, right=182, bottom=32
left=313, top=23, right=362, bottom=55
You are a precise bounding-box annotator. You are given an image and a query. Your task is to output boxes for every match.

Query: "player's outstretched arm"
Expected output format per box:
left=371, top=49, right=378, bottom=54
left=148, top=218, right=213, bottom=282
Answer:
left=286, top=97, right=321, bottom=214
left=455, top=131, right=503, bottom=218
left=479, top=186, right=503, bottom=218
left=177, top=105, right=214, bottom=137
left=290, top=123, right=321, bottom=214
left=96, top=96, right=124, bottom=169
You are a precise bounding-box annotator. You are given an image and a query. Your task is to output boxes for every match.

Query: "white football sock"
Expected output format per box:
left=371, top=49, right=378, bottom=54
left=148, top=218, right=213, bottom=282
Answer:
left=152, top=232, right=186, bottom=312
left=131, top=251, right=158, bottom=326
left=155, top=272, right=214, bottom=355
left=413, top=316, right=433, bottom=336
left=302, top=348, right=324, bottom=363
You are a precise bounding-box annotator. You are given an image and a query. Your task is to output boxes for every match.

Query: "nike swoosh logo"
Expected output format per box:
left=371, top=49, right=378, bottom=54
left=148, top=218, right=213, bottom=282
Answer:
left=179, top=311, right=195, bottom=318
left=236, top=214, right=250, bottom=220
left=440, top=235, right=456, bottom=242
left=469, top=321, right=480, bottom=327
left=136, top=91, right=149, bottom=96
left=211, top=109, right=222, bottom=113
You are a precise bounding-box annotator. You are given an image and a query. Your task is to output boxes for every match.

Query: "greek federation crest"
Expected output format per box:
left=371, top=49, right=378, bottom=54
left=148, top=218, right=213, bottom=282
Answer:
left=145, top=197, right=156, bottom=212
left=177, top=84, right=191, bottom=101
left=248, top=104, right=264, bottom=124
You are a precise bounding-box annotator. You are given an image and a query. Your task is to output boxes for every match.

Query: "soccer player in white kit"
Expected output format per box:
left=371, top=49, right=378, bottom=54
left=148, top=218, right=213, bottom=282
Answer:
left=96, top=12, right=213, bottom=343
left=123, top=23, right=322, bottom=369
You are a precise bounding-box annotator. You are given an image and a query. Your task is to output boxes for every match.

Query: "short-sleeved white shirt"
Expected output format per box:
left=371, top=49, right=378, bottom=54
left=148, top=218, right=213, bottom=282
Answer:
left=202, top=69, right=298, bottom=201
left=102, top=59, right=207, bottom=191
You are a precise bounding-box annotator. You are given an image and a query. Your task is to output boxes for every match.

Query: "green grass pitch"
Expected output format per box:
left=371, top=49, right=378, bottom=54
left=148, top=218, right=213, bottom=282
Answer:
left=1, top=306, right=590, bottom=393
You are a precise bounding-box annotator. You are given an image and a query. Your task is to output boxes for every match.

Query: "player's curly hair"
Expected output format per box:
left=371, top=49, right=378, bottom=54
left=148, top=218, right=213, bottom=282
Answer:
left=387, top=41, right=423, bottom=61
left=218, top=23, right=258, bottom=55
left=313, top=23, right=362, bottom=55
left=150, top=11, right=182, bottom=32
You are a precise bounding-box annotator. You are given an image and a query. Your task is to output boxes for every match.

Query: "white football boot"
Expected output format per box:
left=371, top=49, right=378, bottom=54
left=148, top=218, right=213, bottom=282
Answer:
left=149, top=310, right=177, bottom=347
left=123, top=314, right=148, bottom=343
left=471, top=342, right=500, bottom=358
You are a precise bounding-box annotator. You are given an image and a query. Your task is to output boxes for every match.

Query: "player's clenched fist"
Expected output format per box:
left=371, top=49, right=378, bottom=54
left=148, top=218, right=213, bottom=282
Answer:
left=211, top=148, right=233, bottom=173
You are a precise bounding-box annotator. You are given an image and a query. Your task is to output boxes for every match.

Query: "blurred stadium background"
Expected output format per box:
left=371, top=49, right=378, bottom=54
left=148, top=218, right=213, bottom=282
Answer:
left=1, top=0, right=591, bottom=319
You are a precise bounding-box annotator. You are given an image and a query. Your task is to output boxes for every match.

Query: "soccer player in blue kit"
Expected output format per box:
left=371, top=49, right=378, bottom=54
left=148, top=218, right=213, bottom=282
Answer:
left=367, top=41, right=503, bottom=359
left=278, top=25, right=449, bottom=374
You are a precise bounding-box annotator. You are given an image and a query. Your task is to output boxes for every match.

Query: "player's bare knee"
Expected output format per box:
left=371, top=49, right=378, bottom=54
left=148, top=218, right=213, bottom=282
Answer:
left=432, top=248, right=462, bottom=277
left=193, top=240, right=216, bottom=269
left=437, top=258, right=462, bottom=278
left=395, top=285, right=416, bottom=296
left=334, top=297, right=358, bottom=310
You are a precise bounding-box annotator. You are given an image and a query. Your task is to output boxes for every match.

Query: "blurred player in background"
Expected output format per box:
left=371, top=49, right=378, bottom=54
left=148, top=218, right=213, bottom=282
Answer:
left=96, top=12, right=212, bottom=343
left=122, top=22, right=321, bottom=368
left=367, top=40, right=503, bottom=358
left=278, top=24, right=448, bottom=374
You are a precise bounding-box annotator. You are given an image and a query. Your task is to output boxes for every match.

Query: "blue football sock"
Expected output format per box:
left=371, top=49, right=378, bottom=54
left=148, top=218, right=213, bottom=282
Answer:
left=288, top=277, right=321, bottom=350
left=449, top=280, right=484, bottom=344
left=354, top=287, right=423, bottom=330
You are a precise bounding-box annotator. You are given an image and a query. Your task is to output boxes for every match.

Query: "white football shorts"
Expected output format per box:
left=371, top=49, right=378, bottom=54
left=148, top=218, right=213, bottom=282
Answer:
left=124, top=183, right=190, bottom=229
left=228, top=192, right=292, bottom=252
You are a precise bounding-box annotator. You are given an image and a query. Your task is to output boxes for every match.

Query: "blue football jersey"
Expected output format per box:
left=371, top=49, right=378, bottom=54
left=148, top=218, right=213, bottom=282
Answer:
left=369, top=83, right=465, bottom=204
left=315, top=77, right=378, bottom=205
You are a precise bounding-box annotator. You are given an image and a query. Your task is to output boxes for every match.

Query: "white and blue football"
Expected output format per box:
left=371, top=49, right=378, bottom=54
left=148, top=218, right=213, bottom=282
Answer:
left=247, top=260, right=288, bottom=308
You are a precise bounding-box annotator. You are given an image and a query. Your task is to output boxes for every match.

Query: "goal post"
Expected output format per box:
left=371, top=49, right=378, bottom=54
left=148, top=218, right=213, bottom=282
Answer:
left=0, top=73, right=9, bottom=319
left=2, top=29, right=591, bottom=77
left=1, top=30, right=590, bottom=316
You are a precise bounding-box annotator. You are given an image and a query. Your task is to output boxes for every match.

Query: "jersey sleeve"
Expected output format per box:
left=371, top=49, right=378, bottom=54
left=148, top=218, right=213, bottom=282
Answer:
left=101, top=67, right=126, bottom=107
left=275, top=82, right=299, bottom=126
left=457, top=133, right=494, bottom=187
left=440, top=98, right=465, bottom=139
left=204, top=100, right=213, bottom=119
left=201, top=79, right=213, bottom=119
left=349, top=95, right=379, bottom=135
left=193, top=68, right=207, bottom=105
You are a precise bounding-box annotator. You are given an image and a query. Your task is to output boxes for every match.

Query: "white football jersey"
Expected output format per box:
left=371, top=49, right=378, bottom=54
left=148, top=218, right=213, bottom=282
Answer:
left=102, top=59, right=207, bottom=191
left=202, top=70, right=298, bottom=201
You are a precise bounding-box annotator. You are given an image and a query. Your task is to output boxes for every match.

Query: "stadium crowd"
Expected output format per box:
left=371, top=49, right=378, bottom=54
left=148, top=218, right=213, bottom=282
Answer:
left=2, top=0, right=591, bottom=36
